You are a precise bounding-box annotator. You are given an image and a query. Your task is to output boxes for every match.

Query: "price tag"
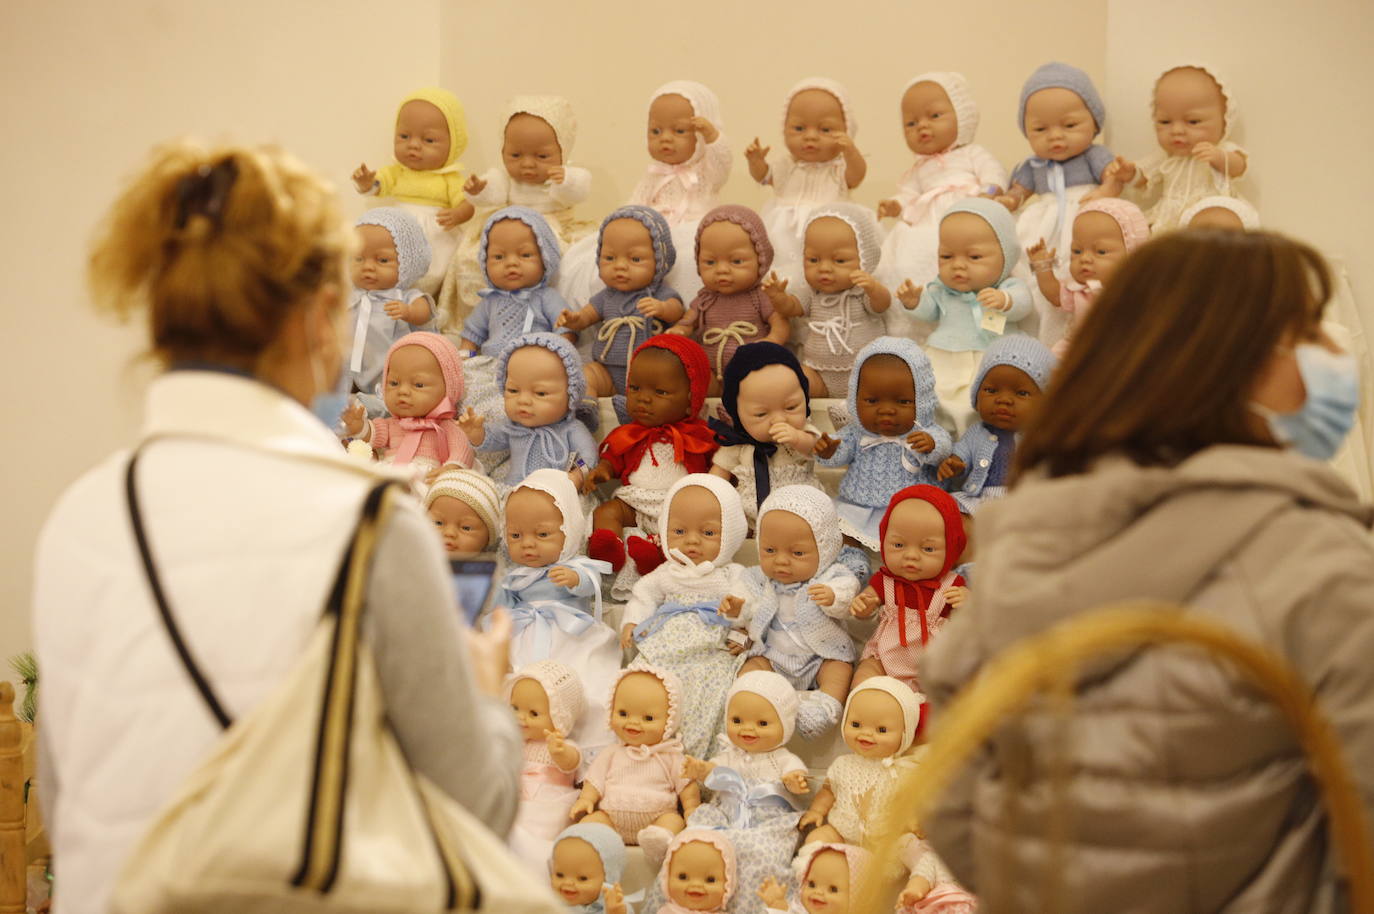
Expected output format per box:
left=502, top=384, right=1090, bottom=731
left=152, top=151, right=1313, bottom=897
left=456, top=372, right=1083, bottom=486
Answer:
left=980, top=309, right=1007, bottom=335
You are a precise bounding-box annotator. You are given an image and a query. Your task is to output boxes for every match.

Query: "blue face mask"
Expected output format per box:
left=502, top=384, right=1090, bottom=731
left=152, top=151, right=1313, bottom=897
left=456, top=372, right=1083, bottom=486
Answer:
left=308, top=318, right=352, bottom=433
left=1256, top=343, right=1361, bottom=461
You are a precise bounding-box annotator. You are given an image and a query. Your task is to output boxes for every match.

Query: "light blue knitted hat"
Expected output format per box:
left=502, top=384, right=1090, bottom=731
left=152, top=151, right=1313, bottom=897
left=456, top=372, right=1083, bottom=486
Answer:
left=597, top=204, right=676, bottom=288
left=848, top=336, right=938, bottom=432
left=478, top=205, right=562, bottom=288
left=552, top=823, right=626, bottom=886
left=969, top=335, right=1057, bottom=407
left=496, top=331, right=586, bottom=406
left=355, top=207, right=431, bottom=290
left=1018, top=62, right=1105, bottom=136
left=941, top=198, right=1021, bottom=284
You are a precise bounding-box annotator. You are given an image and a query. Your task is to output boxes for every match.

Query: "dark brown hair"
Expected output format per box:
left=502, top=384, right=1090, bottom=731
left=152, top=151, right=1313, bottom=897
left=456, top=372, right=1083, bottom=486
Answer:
left=1017, top=229, right=1331, bottom=478
left=88, top=141, right=345, bottom=368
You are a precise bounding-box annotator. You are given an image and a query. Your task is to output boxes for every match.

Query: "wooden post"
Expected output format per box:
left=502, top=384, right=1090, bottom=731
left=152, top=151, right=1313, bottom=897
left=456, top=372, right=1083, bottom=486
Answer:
left=0, top=682, right=25, bottom=913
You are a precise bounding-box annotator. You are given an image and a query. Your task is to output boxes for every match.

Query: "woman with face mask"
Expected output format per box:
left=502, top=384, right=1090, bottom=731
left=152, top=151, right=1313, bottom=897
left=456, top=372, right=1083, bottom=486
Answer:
left=920, top=229, right=1371, bottom=914
left=31, top=143, right=523, bottom=914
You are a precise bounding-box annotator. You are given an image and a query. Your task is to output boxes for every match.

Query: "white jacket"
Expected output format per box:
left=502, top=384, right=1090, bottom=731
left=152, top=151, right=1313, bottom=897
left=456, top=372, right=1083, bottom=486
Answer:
left=33, top=370, right=520, bottom=914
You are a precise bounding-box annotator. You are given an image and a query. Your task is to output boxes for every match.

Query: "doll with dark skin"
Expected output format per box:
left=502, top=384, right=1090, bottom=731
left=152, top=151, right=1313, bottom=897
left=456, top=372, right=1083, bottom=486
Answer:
left=815, top=356, right=937, bottom=459
left=939, top=364, right=1043, bottom=482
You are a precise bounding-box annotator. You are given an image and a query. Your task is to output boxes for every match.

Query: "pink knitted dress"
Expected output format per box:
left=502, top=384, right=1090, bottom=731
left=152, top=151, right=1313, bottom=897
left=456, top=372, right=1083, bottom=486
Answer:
left=686, top=205, right=778, bottom=380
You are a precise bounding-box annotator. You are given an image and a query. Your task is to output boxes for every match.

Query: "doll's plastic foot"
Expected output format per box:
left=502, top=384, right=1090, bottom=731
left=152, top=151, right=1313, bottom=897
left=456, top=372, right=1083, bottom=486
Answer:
left=588, top=529, right=627, bottom=573
left=637, top=824, right=674, bottom=870
left=626, top=535, right=666, bottom=576
left=796, top=690, right=843, bottom=740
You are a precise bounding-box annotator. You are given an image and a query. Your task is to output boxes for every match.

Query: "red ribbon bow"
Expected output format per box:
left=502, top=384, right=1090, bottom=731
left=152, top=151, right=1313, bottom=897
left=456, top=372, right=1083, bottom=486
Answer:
left=599, top=418, right=717, bottom=482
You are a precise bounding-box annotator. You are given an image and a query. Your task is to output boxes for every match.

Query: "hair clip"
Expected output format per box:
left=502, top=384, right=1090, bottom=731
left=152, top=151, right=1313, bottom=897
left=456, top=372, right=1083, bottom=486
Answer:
left=174, top=157, right=239, bottom=231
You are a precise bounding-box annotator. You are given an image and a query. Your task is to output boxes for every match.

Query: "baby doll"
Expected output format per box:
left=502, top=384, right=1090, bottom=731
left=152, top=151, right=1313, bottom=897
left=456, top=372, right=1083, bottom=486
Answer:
left=709, top=342, right=826, bottom=526
left=656, top=829, right=737, bottom=914
left=850, top=486, right=967, bottom=691
left=1101, top=65, right=1248, bottom=232
left=621, top=474, right=753, bottom=760
left=877, top=72, right=1008, bottom=294
left=425, top=466, right=502, bottom=557
left=352, top=87, right=474, bottom=292
left=814, top=337, right=951, bottom=549
left=757, top=843, right=872, bottom=914
left=1026, top=197, right=1148, bottom=357
left=585, top=335, right=716, bottom=576
left=495, top=471, right=619, bottom=754
left=766, top=203, right=891, bottom=397
left=896, top=838, right=976, bottom=914
left=550, top=823, right=628, bottom=914
left=743, top=487, right=859, bottom=739
left=344, top=208, right=437, bottom=409
left=560, top=81, right=730, bottom=307
left=341, top=332, right=475, bottom=484
left=1179, top=194, right=1260, bottom=231
left=573, top=665, right=698, bottom=868
left=669, top=205, right=789, bottom=389
left=557, top=206, right=685, bottom=396
left=460, top=332, right=599, bottom=488
left=443, top=95, right=593, bottom=327
left=747, top=78, right=866, bottom=285
left=799, top=676, right=923, bottom=848
left=508, top=660, right=589, bottom=864
left=459, top=207, right=574, bottom=358
left=937, top=337, right=1055, bottom=516
left=895, top=198, right=1032, bottom=432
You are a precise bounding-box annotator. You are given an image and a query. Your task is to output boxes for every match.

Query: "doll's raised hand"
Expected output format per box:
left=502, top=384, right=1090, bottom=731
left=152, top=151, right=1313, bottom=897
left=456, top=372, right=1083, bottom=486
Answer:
left=808, top=583, right=836, bottom=607
left=977, top=288, right=1012, bottom=312
left=690, top=116, right=720, bottom=144
left=545, top=729, right=580, bottom=770
left=812, top=433, right=841, bottom=460
left=850, top=587, right=880, bottom=619
left=384, top=297, right=431, bottom=324
left=351, top=163, right=376, bottom=193
left=768, top=420, right=816, bottom=453
left=850, top=270, right=880, bottom=295
left=945, top=585, right=969, bottom=609
left=637, top=296, right=683, bottom=322
left=877, top=198, right=903, bottom=219
left=1027, top=239, right=1057, bottom=273
left=896, top=278, right=923, bottom=310
left=907, top=430, right=935, bottom=453
left=457, top=407, right=485, bottom=446
left=620, top=623, right=636, bottom=652
left=762, top=271, right=800, bottom=317
left=681, top=756, right=714, bottom=782
left=718, top=594, right=745, bottom=619
left=757, top=877, right=789, bottom=910
left=603, top=883, right=627, bottom=914
left=341, top=399, right=366, bottom=437
left=937, top=454, right=966, bottom=482
left=1191, top=141, right=1228, bottom=170
left=783, top=769, right=811, bottom=795
left=548, top=566, right=581, bottom=589
left=547, top=165, right=567, bottom=185
left=745, top=138, right=771, bottom=183
left=463, top=174, right=487, bottom=196
left=1089, top=156, right=1137, bottom=199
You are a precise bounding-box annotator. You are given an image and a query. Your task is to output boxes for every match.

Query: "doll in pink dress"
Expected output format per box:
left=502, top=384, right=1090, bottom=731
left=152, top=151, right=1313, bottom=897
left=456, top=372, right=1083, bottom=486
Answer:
left=507, top=660, right=588, bottom=870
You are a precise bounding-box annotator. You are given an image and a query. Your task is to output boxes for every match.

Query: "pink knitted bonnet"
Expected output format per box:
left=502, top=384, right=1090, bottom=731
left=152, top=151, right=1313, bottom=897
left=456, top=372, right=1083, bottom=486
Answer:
left=659, top=828, right=737, bottom=908
left=1076, top=198, right=1150, bottom=252
left=382, top=331, right=465, bottom=407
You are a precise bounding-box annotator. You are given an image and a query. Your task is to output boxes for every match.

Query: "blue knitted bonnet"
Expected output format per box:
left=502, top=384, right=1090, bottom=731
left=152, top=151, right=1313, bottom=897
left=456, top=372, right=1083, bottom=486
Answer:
left=597, top=204, right=676, bottom=289
left=552, top=823, right=626, bottom=885
left=1018, top=62, right=1106, bottom=136
left=847, top=336, right=939, bottom=432
left=355, top=207, right=432, bottom=290
left=496, top=331, right=587, bottom=406
left=969, top=335, right=1057, bottom=407
left=941, top=198, right=1021, bottom=284
left=478, top=206, right=562, bottom=289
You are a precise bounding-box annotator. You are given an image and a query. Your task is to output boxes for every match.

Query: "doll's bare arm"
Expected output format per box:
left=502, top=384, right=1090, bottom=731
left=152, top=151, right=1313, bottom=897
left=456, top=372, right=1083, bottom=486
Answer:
left=457, top=408, right=485, bottom=447
left=667, top=306, right=700, bottom=336
left=836, top=133, right=867, bottom=189
left=850, top=585, right=880, bottom=619
left=435, top=199, right=474, bottom=229
left=557, top=303, right=601, bottom=332
left=637, top=295, right=685, bottom=323
left=991, top=181, right=1032, bottom=212
left=545, top=730, right=582, bottom=772
left=762, top=272, right=801, bottom=318
left=681, top=756, right=716, bottom=782
left=745, top=138, right=771, bottom=184
left=679, top=780, right=702, bottom=817
left=763, top=311, right=791, bottom=345
left=937, top=454, right=967, bottom=482
left=1027, top=239, right=1062, bottom=303
left=877, top=198, right=903, bottom=219
left=798, top=782, right=835, bottom=829
left=569, top=782, right=601, bottom=820
left=812, top=433, right=841, bottom=460
left=351, top=163, right=377, bottom=194
left=1193, top=142, right=1247, bottom=177
left=851, top=270, right=892, bottom=313
left=708, top=464, right=734, bottom=482
left=385, top=295, right=433, bottom=326
left=900, top=874, right=934, bottom=906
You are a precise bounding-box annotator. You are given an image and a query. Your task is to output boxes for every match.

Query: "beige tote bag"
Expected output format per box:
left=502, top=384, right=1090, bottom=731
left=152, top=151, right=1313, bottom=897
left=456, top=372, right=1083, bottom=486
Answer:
left=112, top=455, right=561, bottom=913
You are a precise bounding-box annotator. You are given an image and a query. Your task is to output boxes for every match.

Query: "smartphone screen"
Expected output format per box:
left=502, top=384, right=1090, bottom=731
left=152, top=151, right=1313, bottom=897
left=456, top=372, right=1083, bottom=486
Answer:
left=449, top=559, right=498, bottom=626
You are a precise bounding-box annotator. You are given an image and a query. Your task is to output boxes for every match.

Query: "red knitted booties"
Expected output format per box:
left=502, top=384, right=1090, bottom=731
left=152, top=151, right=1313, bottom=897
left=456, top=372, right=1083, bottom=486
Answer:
left=586, top=529, right=626, bottom=573
left=626, top=534, right=667, bottom=576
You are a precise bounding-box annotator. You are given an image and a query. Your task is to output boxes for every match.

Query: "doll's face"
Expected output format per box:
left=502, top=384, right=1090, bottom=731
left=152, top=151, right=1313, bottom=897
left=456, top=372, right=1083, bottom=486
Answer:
left=393, top=99, right=451, bottom=172
left=502, top=113, right=563, bottom=184
left=549, top=837, right=605, bottom=907
left=352, top=224, right=400, bottom=291
left=598, top=217, right=658, bottom=293
left=648, top=92, right=699, bottom=165
left=696, top=221, right=762, bottom=294
left=428, top=495, right=490, bottom=555
left=803, top=217, right=860, bottom=294
left=611, top=671, right=670, bottom=746
left=977, top=364, right=1043, bottom=432
left=726, top=690, right=785, bottom=753
left=1069, top=210, right=1129, bottom=286
left=881, top=499, right=948, bottom=583
left=503, top=486, right=566, bottom=568
left=844, top=689, right=907, bottom=759
left=803, top=849, right=852, bottom=914
left=384, top=345, right=447, bottom=418
left=1022, top=87, right=1097, bottom=162
left=855, top=354, right=916, bottom=437
left=485, top=218, right=545, bottom=291
left=1153, top=67, right=1226, bottom=157
left=667, top=841, right=728, bottom=911
left=736, top=364, right=808, bottom=441
left=625, top=348, right=693, bottom=427
left=665, top=486, right=724, bottom=565
left=758, top=509, right=821, bottom=585
left=937, top=212, right=1004, bottom=292
left=509, top=676, right=554, bottom=741
left=504, top=345, right=570, bottom=428
left=901, top=80, right=959, bottom=156
left=784, top=88, right=847, bottom=163
left=1189, top=206, right=1245, bottom=231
